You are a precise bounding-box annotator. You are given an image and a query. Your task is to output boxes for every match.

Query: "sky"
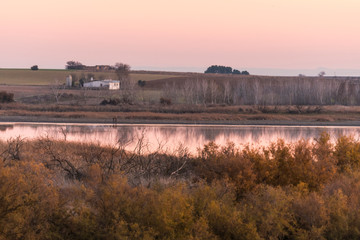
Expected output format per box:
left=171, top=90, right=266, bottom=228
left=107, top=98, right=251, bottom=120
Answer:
left=1, top=0, right=360, bottom=75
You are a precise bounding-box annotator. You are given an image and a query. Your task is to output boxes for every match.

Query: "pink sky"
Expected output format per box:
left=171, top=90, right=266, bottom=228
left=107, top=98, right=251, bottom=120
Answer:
left=1, top=0, right=360, bottom=75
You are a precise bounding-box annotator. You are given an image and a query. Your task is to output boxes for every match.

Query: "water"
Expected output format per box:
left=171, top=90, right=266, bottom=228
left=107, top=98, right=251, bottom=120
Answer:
left=0, top=122, right=360, bottom=154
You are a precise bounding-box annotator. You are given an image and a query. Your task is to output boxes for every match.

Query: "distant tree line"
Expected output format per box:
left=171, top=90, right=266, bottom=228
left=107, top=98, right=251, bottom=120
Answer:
left=65, top=61, right=131, bottom=81
left=205, top=65, right=249, bottom=75
left=163, top=76, right=360, bottom=106
left=66, top=61, right=85, bottom=70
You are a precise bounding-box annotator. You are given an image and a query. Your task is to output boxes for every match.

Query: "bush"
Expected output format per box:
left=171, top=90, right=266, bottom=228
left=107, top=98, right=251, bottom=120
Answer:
left=160, top=97, right=172, bottom=105
left=30, top=65, right=38, bottom=70
left=138, top=80, right=146, bottom=87
left=0, top=91, right=14, bottom=103
left=100, top=98, right=121, bottom=105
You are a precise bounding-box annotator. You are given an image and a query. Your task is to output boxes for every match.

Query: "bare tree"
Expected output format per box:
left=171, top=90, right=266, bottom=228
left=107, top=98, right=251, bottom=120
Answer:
left=209, top=80, right=218, bottom=104
left=120, top=77, right=137, bottom=104
left=1, top=136, right=25, bottom=162
left=199, top=79, right=208, bottom=105
left=182, top=80, right=195, bottom=104
left=318, top=71, right=326, bottom=77
left=59, top=127, right=69, bottom=141
left=115, top=62, right=130, bottom=81
left=50, top=79, right=65, bottom=103
left=162, top=82, right=178, bottom=103
left=253, top=79, right=260, bottom=105
left=79, top=86, right=90, bottom=105
left=36, top=136, right=84, bottom=180
left=223, top=80, right=231, bottom=104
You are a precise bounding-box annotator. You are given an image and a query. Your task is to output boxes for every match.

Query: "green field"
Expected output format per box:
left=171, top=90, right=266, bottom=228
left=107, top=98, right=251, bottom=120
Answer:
left=0, top=69, right=182, bottom=85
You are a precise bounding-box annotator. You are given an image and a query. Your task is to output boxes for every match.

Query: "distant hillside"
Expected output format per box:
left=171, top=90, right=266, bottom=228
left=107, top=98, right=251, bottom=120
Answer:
left=0, top=69, right=184, bottom=85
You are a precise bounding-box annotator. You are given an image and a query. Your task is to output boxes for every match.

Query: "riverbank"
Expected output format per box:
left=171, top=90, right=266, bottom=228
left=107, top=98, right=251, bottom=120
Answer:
left=2, top=114, right=360, bottom=126
left=2, top=102, right=360, bottom=126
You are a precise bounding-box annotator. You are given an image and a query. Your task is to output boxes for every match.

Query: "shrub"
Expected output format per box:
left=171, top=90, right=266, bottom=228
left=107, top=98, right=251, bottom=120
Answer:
left=160, top=97, right=172, bottom=105
left=0, top=91, right=14, bottom=103
left=100, top=98, right=121, bottom=105
left=30, top=65, right=39, bottom=70
left=138, top=80, right=146, bottom=87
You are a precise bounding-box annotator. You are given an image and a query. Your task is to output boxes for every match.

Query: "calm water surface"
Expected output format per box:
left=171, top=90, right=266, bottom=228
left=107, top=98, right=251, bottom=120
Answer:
left=0, top=123, right=360, bottom=154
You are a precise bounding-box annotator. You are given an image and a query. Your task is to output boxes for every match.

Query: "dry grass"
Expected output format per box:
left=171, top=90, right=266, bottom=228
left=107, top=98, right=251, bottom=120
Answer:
left=0, top=69, right=183, bottom=85
left=1, top=102, right=360, bottom=124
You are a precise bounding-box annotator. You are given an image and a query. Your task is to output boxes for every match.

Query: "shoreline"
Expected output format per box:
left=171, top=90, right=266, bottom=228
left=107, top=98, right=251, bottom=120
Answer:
left=2, top=115, right=360, bottom=127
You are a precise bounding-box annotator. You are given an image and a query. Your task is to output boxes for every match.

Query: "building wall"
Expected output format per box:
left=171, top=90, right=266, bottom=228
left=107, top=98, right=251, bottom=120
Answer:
left=83, top=80, right=120, bottom=90
left=83, top=81, right=103, bottom=88
left=109, top=82, right=120, bottom=90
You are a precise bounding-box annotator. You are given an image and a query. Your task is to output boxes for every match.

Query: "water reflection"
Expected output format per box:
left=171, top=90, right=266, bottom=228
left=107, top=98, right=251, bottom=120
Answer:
left=0, top=123, right=360, bottom=154
left=0, top=125, right=13, bottom=132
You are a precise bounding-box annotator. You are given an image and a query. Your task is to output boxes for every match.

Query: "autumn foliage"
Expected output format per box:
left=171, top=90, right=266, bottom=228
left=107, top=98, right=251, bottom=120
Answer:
left=2, top=133, right=360, bottom=239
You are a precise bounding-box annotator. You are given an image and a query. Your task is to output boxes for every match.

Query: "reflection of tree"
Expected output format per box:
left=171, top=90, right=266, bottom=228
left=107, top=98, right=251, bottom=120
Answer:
left=4, top=124, right=360, bottom=155
left=116, top=127, right=135, bottom=146
left=0, top=125, right=13, bottom=132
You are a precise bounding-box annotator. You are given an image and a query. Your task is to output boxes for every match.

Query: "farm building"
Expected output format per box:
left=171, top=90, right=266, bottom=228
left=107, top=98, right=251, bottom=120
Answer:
left=83, top=80, right=120, bottom=90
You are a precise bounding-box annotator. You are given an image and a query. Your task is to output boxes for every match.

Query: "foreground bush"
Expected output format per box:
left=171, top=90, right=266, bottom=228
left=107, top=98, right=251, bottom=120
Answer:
left=2, top=134, right=360, bottom=239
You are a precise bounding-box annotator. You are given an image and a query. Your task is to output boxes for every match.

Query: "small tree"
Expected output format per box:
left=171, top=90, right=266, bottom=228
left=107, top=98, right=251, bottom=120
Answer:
left=31, top=65, right=39, bottom=71
left=66, top=61, right=85, bottom=70
left=115, top=62, right=131, bottom=81
left=138, top=80, right=146, bottom=87
left=233, top=69, right=241, bottom=74
left=318, top=71, right=326, bottom=77
left=50, top=79, right=65, bottom=103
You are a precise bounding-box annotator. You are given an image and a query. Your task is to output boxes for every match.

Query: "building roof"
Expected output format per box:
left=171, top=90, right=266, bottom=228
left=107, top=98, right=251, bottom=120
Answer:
left=102, top=79, right=120, bottom=83
left=86, top=79, right=120, bottom=84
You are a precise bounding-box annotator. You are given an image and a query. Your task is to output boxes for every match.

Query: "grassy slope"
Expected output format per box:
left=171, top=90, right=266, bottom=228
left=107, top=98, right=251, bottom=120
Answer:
left=0, top=69, right=182, bottom=85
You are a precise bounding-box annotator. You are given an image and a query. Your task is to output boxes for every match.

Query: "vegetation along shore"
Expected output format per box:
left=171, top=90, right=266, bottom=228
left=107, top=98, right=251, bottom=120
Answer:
left=1, top=133, right=360, bottom=239
left=1, top=68, right=360, bottom=125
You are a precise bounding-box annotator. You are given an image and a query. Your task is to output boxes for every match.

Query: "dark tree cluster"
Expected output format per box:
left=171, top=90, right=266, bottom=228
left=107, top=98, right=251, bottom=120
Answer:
left=160, top=97, right=172, bottom=105
left=66, top=61, right=85, bottom=70
left=205, top=65, right=249, bottom=75
left=100, top=98, right=121, bottom=105
left=30, top=65, right=38, bottom=71
left=138, top=80, right=146, bottom=87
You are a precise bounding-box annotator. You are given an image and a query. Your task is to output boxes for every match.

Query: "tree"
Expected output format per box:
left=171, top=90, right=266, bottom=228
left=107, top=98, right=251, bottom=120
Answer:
left=30, top=65, right=38, bottom=71
left=50, top=79, right=65, bottom=103
left=138, top=80, right=146, bottom=87
left=318, top=71, right=326, bottom=77
left=115, top=63, right=135, bottom=102
left=205, top=65, right=250, bottom=75
left=115, top=62, right=131, bottom=81
left=66, top=61, right=85, bottom=70
left=205, top=65, right=233, bottom=74
left=233, top=69, right=241, bottom=74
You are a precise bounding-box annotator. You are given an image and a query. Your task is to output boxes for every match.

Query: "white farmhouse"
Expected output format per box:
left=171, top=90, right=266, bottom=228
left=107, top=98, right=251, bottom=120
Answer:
left=83, top=79, right=120, bottom=90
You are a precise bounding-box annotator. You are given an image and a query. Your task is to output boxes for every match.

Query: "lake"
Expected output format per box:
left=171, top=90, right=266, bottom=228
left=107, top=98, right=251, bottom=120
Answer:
left=0, top=122, right=359, bottom=155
